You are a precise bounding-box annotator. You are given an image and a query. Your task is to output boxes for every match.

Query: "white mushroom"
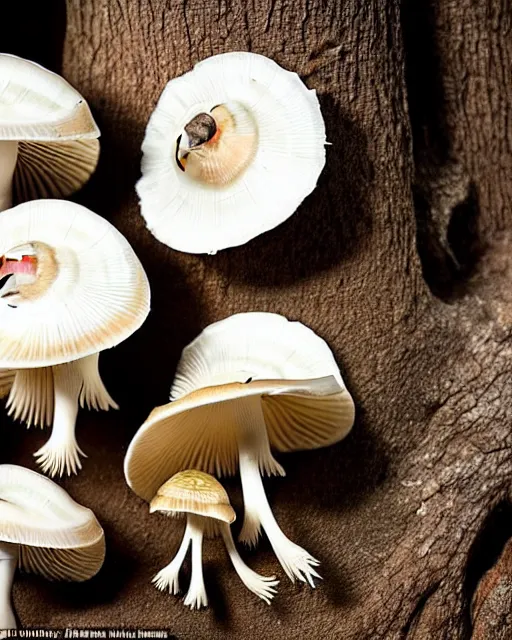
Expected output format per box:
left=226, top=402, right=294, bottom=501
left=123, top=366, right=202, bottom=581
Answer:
left=125, top=313, right=355, bottom=587
left=136, top=52, right=326, bottom=254
left=0, top=464, right=105, bottom=628
left=150, top=469, right=278, bottom=609
left=0, top=199, right=150, bottom=476
left=0, top=54, right=100, bottom=211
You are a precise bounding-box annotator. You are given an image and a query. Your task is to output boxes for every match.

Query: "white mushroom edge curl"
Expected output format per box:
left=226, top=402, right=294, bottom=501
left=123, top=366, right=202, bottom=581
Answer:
left=150, top=470, right=278, bottom=609
left=125, top=313, right=355, bottom=588
left=0, top=200, right=151, bottom=477
left=0, top=464, right=105, bottom=628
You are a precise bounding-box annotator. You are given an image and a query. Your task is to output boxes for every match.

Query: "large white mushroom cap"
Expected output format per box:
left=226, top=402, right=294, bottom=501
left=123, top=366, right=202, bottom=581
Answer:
left=0, top=464, right=105, bottom=580
left=136, top=52, right=326, bottom=254
left=0, top=54, right=100, bottom=202
left=0, top=199, right=150, bottom=368
left=125, top=313, right=354, bottom=501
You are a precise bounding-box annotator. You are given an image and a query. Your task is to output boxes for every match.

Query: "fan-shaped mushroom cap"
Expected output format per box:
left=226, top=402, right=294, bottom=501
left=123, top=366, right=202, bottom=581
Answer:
left=0, top=54, right=100, bottom=202
left=0, top=464, right=105, bottom=580
left=125, top=313, right=354, bottom=501
left=136, top=52, right=326, bottom=254
left=0, top=199, right=150, bottom=368
left=150, top=470, right=235, bottom=524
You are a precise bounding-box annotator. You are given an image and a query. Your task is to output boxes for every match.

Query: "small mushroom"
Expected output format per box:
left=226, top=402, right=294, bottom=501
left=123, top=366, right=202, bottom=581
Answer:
left=0, top=199, right=150, bottom=476
left=149, top=469, right=278, bottom=609
left=125, top=313, right=355, bottom=587
left=136, top=52, right=326, bottom=254
left=0, top=463, right=105, bottom=628
left=0, top=54, right=100, bottom=212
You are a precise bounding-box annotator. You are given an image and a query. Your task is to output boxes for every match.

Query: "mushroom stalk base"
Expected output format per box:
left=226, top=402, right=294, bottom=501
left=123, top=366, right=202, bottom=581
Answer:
left=220, top=522, right=278, bottom=604
left=183, top=514, right=207, bottom=609
left=34, top=361, right=84, bottom=477
left=32, top=354, right=117, bottom=477
left=153, top=520, right=192, bottom=594
left=237, top=396, right=321, bottom=586
left=0, top=541, right=18, bottom=629
left=0, top=141, right=18, bottom=212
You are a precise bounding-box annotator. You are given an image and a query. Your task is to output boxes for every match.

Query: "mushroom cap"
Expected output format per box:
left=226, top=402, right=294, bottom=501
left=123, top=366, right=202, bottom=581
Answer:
left=136, top=51, right=326, bottom=254
left=0, top=464, right=105, bottom=581
left=172, top=312, right=346, bottom=396
left=150, top=470, right=235, bottom=523
left=0, top=199, right=150, bottom=368
left=125, top=313, right=354, bottom=502
left=0, top=54, right=100, bottom=202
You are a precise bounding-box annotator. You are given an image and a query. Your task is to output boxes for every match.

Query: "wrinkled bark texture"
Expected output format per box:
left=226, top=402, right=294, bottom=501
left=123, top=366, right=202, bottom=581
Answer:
left=2, top=0, right=512, bottom=638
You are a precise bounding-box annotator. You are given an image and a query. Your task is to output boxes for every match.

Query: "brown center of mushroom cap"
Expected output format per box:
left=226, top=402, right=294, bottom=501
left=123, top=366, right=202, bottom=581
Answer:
left=176, top=103, right=258, bottom=187
left=159, top=469, right=226, bottom=500
left=0, top=241, right=58, bottom=304
left=184, top=112, right=217, bottom=148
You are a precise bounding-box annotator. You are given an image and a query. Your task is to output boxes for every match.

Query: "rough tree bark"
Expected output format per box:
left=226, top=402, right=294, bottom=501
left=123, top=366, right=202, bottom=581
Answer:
left=2, top=0, right=512, bottom=638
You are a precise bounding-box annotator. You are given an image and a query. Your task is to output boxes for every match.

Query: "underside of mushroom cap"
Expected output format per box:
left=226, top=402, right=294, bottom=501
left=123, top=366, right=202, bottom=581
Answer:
left=0, top=368, right=15, bottom=399
left=150, top=470, right=235, bottom=523
left=0, top=54, right=100, bottom=201
left=0, top=464, right=105, bottom=581
left=125, top=375, right=354, bottom=502
left=0, top=200, right=150, bottom=368
left=136, top=51, right=325, bottom=254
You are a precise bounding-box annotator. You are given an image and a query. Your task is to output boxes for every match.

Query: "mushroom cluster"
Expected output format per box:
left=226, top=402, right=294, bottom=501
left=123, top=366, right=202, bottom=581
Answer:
left=125, top=312, right=355, bottom=606
left=0, top=49, right=355, bottom=626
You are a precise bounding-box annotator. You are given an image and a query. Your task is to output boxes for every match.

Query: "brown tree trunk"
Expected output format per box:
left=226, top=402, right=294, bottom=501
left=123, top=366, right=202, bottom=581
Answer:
left=3, top=0, right=512, bottom=637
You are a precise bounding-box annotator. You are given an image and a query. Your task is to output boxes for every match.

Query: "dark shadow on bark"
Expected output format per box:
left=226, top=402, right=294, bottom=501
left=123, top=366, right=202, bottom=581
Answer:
left=462, top=500, right=512, bottom=637
left=413, top=180, right=482, bottom=301
left=401, top=0, right=483, bottom=302
left=279, top=420, right=388, bottom=513
left=209, top=94, right=373, bottom=287
left=0, top=2, right=66, bottom=72
left=401, top=581, right=441, bottom=638
left=71, top=98, right=144, bottom=223
left=97, top=248, right=205, bottom=427
left=202, top=564, right=232, bottom=628
left=68, top=98, right=206, bottom=426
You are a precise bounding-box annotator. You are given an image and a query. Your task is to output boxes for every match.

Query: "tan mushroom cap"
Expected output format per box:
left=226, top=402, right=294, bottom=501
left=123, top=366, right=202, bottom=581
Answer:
left=125, top=375, right=354, bottom=502
left=0, top=200, right=150, bottom=368
left=150, top=470, right=235, bottom=524
left=0, top=464, right=105, bottom=581
left=0, top=54, right=100, bottom=202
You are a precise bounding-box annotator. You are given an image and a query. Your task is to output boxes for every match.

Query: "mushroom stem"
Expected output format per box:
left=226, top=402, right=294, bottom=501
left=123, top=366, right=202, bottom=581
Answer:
left=220, top=522, right=279, bottom=604
left=237, top=397, right=320, bottom=587
left=0, top=541, right=18, bottom=629
left=0, top=141, right=18, bottom=212
left=183, top=514, right=207, bottom=610
left=237, top=395, right=284, bottom=546
left=152, top=519, right=192, bottom=594
left=34, top=361, right=85, bottom=477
